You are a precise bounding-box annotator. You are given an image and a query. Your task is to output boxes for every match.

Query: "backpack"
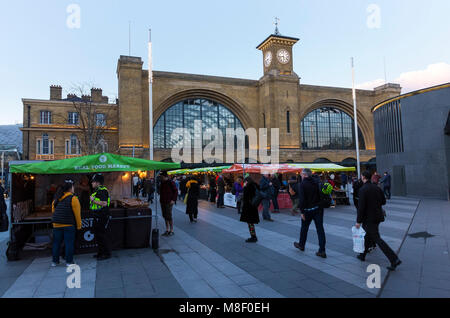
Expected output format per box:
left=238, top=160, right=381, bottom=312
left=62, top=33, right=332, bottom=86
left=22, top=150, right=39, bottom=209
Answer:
left=318, top=183, right=333, bottom=209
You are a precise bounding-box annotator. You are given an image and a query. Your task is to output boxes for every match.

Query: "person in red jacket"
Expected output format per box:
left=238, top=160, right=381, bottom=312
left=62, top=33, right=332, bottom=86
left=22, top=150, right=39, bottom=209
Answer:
left=159, top=171, right=178, bottom=236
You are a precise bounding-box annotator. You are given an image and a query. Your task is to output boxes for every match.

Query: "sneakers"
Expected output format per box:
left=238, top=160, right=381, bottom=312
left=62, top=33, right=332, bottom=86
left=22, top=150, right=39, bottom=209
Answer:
left=246, top=237, right=258, bottom=243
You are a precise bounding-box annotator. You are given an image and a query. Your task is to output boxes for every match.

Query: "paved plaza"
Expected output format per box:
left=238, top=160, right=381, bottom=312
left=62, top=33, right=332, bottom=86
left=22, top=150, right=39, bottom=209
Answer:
left=0, top=196, right=449, bottom=298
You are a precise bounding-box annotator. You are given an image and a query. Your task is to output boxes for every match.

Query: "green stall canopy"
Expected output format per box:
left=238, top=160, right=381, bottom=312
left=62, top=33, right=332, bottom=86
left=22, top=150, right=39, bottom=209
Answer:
left=9, top=153, right=181, bottom=175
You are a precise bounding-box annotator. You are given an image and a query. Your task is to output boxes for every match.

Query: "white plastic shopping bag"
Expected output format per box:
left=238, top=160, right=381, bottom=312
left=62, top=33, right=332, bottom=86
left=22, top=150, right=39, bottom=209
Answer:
left=352, top=226, right=366, bottom=253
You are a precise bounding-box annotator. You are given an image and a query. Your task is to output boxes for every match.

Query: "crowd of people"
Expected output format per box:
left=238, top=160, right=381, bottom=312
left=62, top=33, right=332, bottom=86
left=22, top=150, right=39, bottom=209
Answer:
left=39, top=166, right=398, bottom=272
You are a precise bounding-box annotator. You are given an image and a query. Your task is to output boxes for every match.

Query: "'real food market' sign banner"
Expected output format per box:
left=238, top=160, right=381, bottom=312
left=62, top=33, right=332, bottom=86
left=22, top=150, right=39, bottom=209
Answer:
left=10, top=153, right=181, bottom=175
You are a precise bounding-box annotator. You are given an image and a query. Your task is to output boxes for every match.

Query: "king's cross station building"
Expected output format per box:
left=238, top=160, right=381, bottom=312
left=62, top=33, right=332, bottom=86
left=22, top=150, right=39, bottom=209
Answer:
left=20, top=29, right=401, bottom=165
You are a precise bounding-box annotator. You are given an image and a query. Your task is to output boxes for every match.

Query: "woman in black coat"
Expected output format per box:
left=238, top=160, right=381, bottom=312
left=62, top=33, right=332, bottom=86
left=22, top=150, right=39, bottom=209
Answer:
left=186, top=177, right=200, bottom=223
left=240, top=177, right=260, bottom=243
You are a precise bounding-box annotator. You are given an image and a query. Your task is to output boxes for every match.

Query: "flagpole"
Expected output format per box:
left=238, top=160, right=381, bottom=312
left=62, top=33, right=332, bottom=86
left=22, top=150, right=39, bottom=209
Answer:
left=351, top=57, right=361, bottom=179
left=149, top=29, right=154, bottom=161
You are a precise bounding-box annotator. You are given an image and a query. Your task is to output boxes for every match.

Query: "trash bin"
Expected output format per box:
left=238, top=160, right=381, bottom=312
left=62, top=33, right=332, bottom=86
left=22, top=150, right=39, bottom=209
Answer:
left=110, top=208, right=126, bottom=250
left=125, top=208, right=152, bottom=249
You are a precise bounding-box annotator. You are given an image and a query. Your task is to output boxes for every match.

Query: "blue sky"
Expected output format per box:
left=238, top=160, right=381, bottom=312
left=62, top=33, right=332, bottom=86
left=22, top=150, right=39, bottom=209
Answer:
left=1, top=0, right=449, bottom=125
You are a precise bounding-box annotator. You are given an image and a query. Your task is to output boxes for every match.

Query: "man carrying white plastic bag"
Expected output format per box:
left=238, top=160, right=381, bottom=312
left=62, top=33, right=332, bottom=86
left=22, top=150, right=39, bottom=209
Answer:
left=352, top=226, right=366, bottom=253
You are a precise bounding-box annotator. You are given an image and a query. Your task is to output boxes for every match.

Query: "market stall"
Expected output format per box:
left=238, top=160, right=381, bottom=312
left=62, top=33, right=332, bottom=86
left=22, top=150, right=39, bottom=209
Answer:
left=169, top=166, right=232, bottom=201
left=6, top=153, right=180, bottom=261
left=222, top=163, right=356, bottom=209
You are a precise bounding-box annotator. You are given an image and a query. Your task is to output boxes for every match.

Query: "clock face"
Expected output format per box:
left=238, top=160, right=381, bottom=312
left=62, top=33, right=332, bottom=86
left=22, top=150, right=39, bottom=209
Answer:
left=277, top=49, right=290, bottom=64
left=264, top=51, right=273, bottom=67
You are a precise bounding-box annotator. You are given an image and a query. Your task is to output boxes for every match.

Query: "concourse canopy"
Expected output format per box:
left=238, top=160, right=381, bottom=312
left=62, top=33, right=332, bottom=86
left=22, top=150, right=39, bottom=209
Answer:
left=9, top=153, right=181, bottom=175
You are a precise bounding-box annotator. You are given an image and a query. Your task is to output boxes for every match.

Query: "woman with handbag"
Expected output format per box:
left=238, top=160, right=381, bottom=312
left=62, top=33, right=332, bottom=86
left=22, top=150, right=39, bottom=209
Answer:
left=240, top=176, right=260, bottom=243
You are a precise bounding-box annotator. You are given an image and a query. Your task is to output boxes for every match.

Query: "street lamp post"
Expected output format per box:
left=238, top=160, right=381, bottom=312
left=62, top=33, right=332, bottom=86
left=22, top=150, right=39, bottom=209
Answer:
left=351, top=58, right=361, bottom=179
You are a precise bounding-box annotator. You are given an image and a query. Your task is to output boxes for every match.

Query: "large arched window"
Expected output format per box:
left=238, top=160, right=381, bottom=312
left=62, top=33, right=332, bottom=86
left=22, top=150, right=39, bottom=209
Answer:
left=301, top=107, right=366, bottom=150
left=154, top=98, right=244, bottom=149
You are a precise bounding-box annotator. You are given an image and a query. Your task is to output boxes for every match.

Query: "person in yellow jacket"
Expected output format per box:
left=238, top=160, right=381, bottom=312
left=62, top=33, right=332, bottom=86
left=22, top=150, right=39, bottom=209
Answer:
left=51, top=179, right=82, bottom=267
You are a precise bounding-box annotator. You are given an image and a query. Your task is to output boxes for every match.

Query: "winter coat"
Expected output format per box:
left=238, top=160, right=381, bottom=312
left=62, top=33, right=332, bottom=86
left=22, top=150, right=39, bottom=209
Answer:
left=186, top=180, right=200, bottom=215
left=217, top=177, right=225, bottom=195
left=381, top=175, right=391, bottom=188
left=159, top=180, right=178, bottom=204
left=357, top=182, right=386, bottom=224
left=240, top=182, right=260, bottom=224
left=297, top=177, right=321, bottom=212
left=259, top=176, right=273, bottom=199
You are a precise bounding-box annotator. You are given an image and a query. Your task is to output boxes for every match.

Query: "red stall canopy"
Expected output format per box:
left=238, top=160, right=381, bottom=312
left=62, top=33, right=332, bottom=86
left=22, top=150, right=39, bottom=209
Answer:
left=222, top=164, right=304, bottom=175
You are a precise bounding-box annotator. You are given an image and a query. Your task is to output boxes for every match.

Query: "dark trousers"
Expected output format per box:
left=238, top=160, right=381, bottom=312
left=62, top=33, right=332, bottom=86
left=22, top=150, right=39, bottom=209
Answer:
left=299, top=208, right=326, bottom=253
left=217, top=193, right=224, bottom=207
left=362, top=222, right=398, bottom=264
left=384, top=187, right=391, bottom=199
left=52, top=226, right=76, bottom=264
left=272, top=190, right=280, bottom=211
left=94, top=215, right=112, bottom=257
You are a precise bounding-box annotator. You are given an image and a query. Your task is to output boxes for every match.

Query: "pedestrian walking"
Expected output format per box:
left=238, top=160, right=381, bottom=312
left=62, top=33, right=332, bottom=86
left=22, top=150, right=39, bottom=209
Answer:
left=259, top=173, right=274, bottom=222
left=90, top=174, right=112, bottom=260
left=240, top=176, right=260, bottom=243
left=0, top=182, right=8, bottom=232
left=355, top=171, right=402, bottom=271
left=341, top=173, right=348, bottom=190
left=186, top=177, right=200, bottom=223
left=233, top=177, right=244, bottom=214
left=217, top=174, right=226, bottom=208
left=159, top=171, right=178, bottom=236
left=179, top=176, right=188, bottom=202
left=144, top=178, right=155, bottom=204
left=371, top=171, right=381, bottom=186
left=209, top=177, right=217, bottom=204
left=51, top=180, right=82, bottom=267
left=270, top=174, right=281, bottom=213
left=132, top=174, right=140, bottom=197
left=288, top=176, right=299, bottom=215
left=294, top=169, right=327, bottom=258
left=380, top=172, right=392, bottom=200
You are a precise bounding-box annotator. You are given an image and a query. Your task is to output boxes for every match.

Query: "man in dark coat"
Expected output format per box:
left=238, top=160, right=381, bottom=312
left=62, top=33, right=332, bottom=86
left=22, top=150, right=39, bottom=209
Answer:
left=217, top=175, right=226, bottom=208
left=179, top=176, right=188, bottom=202
left=380, top=172, right=392, bottom=200
left=270, top=174, right=281, bottom=213
left=294, top=169, right=327, bottom=258
left=240, top=177, right=260, bottom=243
left=186, top=177, right=200, bottom=223
left=355, top=171, right=402, bottom=271
left=159, top=172, right=178, bottom=236
left=259, top=174, right=274, bottom=222
left=0, top=183, right=8, bottom=232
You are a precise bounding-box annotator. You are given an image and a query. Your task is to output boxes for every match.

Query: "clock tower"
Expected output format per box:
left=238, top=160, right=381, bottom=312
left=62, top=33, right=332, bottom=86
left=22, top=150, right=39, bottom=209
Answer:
left=257, top=27, right=299, bottom=76
left=257, top=24, right=301, bottom=153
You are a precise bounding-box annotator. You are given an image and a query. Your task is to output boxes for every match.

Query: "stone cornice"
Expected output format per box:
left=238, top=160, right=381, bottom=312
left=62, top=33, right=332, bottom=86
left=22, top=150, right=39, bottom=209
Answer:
left=153, top=71, right=259, bottom=87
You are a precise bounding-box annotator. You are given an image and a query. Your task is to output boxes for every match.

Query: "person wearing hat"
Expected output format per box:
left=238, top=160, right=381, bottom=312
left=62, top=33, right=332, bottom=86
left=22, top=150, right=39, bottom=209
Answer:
left=90, top=173, right=112, bottom=260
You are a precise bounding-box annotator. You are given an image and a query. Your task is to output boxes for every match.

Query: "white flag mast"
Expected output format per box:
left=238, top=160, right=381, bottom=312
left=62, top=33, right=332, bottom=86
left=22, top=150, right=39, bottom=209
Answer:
left=148, top=29, right=154, bottom=161
left=351, top=57, right=361, bottom=179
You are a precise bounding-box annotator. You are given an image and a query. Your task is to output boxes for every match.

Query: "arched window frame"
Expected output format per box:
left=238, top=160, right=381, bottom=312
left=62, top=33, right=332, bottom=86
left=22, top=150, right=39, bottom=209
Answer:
left=153, top=98, right=245, bottom=150
left=301, top=107, right=366, bottom=150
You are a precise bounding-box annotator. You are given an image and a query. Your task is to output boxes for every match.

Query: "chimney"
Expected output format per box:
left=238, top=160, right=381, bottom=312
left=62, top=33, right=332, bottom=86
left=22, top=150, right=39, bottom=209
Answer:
left=102, top=96, right=109, bottom=104
left=81, top=94, right=91, bottom=101
left=91, top=88, right=103, bottom=103
left=67, top=93, right=77, bottom=100
left=50, top=85, right=62, bottom=100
